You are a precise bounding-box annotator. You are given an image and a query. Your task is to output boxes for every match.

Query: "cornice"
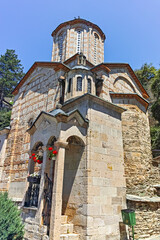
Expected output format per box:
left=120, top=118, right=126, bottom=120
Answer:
left=12, top=62, right=70, bottom=95
left=51, top=18, right=106, bottom=41
left=91, top=64, right=111, bottom=74
left=110, top=92, right=149, bottom=109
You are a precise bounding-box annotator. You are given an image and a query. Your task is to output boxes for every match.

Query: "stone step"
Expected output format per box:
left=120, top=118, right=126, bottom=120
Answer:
left=60, top=233, right=79, bottom=240
left=61, top=223, right=74, bottom=234
left=61, top=215, right=68, bottom=224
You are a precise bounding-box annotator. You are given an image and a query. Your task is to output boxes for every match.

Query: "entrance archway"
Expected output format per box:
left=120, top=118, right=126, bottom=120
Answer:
left=62, top=135, right=86, bottom=222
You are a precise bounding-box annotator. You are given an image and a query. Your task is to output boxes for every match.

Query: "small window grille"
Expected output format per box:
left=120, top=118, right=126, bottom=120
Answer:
left=87, top=79, right=91, bottom=93
left=77, top=77, right=82, bottom=91
left=68, top=78, right=72, bottom=93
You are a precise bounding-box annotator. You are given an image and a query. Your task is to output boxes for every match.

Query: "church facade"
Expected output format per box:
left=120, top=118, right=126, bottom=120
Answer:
left=0, top=18, right=159, bottom=240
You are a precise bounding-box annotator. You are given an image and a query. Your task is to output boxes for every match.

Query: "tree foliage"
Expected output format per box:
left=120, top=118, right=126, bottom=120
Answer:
left=150, top=126, right=160, bottom=150
left=0, top=109, right=11, bottom=130
left=135, top=63, right=160, bottom=151
left=0, top=49, right=24, bottom=105
left=151, top=69, right=160, bottom=100
left=0, top=192, right=24, bottom=240
left=135, top=63, right=157, bottom=87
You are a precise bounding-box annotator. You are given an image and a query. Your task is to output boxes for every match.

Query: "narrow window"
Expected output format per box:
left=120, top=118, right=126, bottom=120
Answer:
left=94, top=33, right=99, bottom=65
left=60, top=80, right=65, bottom=104
left=87, top=79, right=91, bottom=93
left=59, top=34, right=63, bottom=62
left=68, top=78, right=72, bottom=93
left=28, top=118, right=34, bottom=127
left=77, top=77, right=82, bottom=91
left=77, top=30, right=81, bottom=53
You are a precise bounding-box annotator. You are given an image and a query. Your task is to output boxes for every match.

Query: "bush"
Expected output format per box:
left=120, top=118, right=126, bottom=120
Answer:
left=0, top=192, right=24, bottom=240
left=150, top=126, right=160, bottom=150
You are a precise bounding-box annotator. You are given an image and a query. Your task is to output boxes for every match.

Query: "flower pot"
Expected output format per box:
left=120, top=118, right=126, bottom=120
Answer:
left=27, top=176, right=41, bottom=184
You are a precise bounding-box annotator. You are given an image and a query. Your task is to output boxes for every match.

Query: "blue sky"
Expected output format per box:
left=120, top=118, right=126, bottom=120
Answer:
left=0, top=0, right=160, bottom=72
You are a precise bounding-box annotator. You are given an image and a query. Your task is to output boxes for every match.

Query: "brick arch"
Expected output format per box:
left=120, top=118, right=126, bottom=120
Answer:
left=47, top=136, right=57, bottom=147
left=63, top=125, right=86, bottom=144
left=28, top=141, right=44, bottom=175
left=113, top=76, right=136, bottom=93
left=66, top=135, right=85, bottom=147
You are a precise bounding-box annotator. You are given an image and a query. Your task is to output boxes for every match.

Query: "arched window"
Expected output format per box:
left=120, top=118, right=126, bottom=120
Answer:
left=58, top=34, right=63, bottom=62
left=60, top=79, right=65, bottom=104
left=94, top=33, right=99, bottom=65
left=77, top=30, right=81, bottom=53
left=68, top=78, right=72, bottom=93
left=28, top=118, right=34, bottom=127
left=87, top=79, right=91, bottom=93
left=77, top=77, right=82, bottom=91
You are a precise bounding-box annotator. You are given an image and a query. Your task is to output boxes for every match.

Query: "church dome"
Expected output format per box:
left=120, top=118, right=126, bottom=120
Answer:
left=51, top=18, right=106, bottom=65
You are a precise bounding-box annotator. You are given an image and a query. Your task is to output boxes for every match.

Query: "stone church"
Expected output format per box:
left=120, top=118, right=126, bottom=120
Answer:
left=0, top=18, right=159, bottom=240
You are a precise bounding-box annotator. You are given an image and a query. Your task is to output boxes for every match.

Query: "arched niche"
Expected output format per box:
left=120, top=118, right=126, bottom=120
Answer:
left=113, top=76, right=136, bottom=93
left=29, top=141, right=43, bottom=175
left=45, top=136, right=57, bottom=180
left=47, top=136, right=57, bottom=147
left=62, top=135, right=86, bottom=223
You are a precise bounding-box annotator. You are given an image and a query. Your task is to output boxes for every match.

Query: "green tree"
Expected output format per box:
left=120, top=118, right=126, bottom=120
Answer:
left=135, top=63, right=156, bottom=87
left=0, top=192, right=24, bottom=240
left=0, top=109, right=11, bottom=130
left=135, top=63, right=160, bottom=153
left=151, top=68, right=160, bottom=100
left=0, top=49, right=25, bottom=107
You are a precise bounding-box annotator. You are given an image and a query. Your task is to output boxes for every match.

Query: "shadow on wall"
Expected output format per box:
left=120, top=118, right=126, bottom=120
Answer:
left=62, top=135, right=85, bottom=221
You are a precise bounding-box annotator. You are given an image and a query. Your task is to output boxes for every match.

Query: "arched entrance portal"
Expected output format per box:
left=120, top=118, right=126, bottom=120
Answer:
left=62, top=135, right=86, bottom=227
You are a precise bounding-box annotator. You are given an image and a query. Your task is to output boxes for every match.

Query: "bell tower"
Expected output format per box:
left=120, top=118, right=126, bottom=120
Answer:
left=51, top=18, right=106, bottom=65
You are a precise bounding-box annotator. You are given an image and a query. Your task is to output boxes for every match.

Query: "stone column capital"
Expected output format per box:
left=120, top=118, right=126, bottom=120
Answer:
left=28, top=150, right=31, bottom=155
left=42, top=146, right=47, bottom=151
left=54, top=141, right=68, bottom=149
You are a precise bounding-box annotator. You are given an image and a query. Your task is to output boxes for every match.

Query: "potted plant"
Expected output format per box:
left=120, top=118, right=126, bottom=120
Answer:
left=48, top=147, right=58, bottom=160
left=29, top=152, right=43, bottom=164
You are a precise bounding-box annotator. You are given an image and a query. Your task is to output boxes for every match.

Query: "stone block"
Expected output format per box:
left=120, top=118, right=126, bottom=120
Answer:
left=61, top=215, right=68, bottom=224
left=61, top=223, right=74, bottom=234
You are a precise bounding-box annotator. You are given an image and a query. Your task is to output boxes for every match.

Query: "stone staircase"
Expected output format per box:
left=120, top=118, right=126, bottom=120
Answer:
left=60, top=215, right=79, bottom=240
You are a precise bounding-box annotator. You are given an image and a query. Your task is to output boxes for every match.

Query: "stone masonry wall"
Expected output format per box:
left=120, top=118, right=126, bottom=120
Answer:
left=127, top=200, right=160, bottom=239
left=0, top=132, right=8, bottom=183
left=86, top=101, right=126, bottom=240
left=0, top=66, right=63, bottom=197
left=120, top=104, right=153, bottom=196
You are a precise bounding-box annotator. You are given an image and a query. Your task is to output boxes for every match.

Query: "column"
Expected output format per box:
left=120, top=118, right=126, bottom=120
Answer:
left=35, top=145, right=47, bottom=223
left=49, top=141, right=68, bottom=240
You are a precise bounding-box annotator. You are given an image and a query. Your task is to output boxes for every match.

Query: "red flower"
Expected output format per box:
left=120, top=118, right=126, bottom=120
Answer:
left=33, top=159, right=37, bottom=163
left=37, top=160, right=42, bottom=164
left=48, top=147, right=53, bottom=151
left=29, top=156, right=32, bottom=159
left=53, top=150, right=58, bottom=155
left=48, top=158, right=51, bottom=160
left=33, top=156, right=37, bottom=160
left=32, top=153, right=36, bottom=156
